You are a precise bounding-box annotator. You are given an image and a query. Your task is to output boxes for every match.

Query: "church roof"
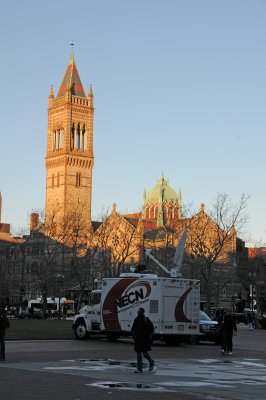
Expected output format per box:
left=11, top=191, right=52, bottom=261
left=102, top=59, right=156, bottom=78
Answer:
left=144, top=175, right=179, bottom=204
left=57, top=53, right=86, bottom=98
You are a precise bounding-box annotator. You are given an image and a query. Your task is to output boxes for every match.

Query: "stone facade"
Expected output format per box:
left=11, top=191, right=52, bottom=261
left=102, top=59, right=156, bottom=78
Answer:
left=45, top=53, right=94, bottom=229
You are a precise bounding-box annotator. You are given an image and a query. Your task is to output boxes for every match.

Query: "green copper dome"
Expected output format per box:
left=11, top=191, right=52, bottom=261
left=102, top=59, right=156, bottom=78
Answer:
left=145, top=175, right=179, bottom=204
left=143, top=175, right=182, bottom=227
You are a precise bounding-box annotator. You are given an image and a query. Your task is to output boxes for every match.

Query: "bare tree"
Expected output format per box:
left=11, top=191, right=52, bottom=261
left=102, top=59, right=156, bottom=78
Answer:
left=144, top=223, right=186, bottom=275
left=185, top=193, right=249, bottom=315
left=60, top=205, right=96, bottom=310
left=25, top=206, right=71, bottom=317
left=92, top=207, right=143, bottom=277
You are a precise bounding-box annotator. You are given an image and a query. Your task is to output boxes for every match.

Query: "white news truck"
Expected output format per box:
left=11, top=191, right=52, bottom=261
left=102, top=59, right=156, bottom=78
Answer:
left=72, top=230, right=201, bottom=345
left=72, top=273, right=200, bottom=344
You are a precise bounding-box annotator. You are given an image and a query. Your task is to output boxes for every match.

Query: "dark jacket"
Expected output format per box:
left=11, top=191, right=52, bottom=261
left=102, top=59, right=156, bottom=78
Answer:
left=0, top=314, right=9, bottom=337
left=222, top=314, right=237, bottom=333
left=131, top=315, right=154, bottom=352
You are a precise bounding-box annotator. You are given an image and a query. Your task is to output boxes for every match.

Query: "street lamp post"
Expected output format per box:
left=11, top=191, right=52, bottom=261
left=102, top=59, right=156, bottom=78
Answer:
left=56, top=274, right=64, bottom=319
left=248, top=272, right=256, bottom=313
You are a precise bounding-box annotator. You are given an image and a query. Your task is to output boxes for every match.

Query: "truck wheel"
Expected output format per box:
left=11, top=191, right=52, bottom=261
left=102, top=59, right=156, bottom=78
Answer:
left=188, top=335, right=199, bottom=345
left=74, top=322, right=89, bottom=340
left=164, top=336, right=181, bottom=346
left=106, top=332, right=120, bottom=341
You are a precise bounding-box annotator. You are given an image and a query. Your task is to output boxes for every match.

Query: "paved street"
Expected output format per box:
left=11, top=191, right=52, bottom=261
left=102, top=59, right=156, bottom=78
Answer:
left=1, top=324, right=266, bottom=400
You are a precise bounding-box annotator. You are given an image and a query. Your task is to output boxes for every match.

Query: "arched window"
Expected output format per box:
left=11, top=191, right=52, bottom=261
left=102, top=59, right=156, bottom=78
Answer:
left=76, top=123, right=80, bottom=150
left=145, top=207, right=149, bottom=219
left=53, top=131, right=56, bottom=150
left=71, top=123, right=75, bottom=150
left=163, top=204, right=168, bottom=218
left=60, top=129, right=64, bottom=148
left=82, top=125, right=86, bottom=150
left=57, top=130, right=60, bottom=149
left=76, top=172, right=82, bottom=187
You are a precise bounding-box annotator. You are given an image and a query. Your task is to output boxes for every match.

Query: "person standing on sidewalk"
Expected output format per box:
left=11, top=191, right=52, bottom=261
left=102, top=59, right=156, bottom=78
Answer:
left=0, top=307, right=10, bottom=361
left=220, top=310, right=237, bottom=356
left=131, top=307, right=155, bottom=373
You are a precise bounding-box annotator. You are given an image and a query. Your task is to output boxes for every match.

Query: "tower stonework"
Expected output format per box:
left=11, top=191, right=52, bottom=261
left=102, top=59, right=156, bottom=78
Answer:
left=45, top=53, right=94, bottom=228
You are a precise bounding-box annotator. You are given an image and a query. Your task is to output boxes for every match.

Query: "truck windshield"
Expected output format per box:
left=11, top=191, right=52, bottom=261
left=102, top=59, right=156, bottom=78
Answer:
left=88, top=292, right=101, bottom=305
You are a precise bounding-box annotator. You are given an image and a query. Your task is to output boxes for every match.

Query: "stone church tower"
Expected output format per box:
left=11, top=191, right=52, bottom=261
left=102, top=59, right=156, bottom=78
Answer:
left=45, top=52, right=94, bottom=228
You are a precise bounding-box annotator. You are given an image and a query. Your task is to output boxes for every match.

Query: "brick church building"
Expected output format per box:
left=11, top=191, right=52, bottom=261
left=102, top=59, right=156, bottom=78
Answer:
left=0, top=52, right=249, bottom=308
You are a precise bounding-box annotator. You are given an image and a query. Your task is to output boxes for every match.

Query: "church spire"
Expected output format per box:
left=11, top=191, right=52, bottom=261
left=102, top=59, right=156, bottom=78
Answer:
left=56, top=52, right=86, bottom=98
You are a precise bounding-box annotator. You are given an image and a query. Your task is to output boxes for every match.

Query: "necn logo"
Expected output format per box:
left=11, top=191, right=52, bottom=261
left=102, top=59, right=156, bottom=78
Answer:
left=114, top=281, right=151, bottom=309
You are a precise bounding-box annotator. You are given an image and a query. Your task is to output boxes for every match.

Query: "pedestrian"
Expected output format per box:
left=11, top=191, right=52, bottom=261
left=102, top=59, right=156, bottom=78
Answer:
left=251, top=313, right=256, bottom=329
left=220, top=310, right=237, bottom=356
left=0, top=307, right=10, bottom=361
left=63, top=305, right=67, bottom=320
left=247, top=312, right=253, bottom=330
left=131, top=307, right=155, bottom=373
left=215, top=307, right=224, bottom=326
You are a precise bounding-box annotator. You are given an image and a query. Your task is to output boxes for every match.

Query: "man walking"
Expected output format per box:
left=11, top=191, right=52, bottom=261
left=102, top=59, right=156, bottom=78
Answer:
left=220, top=310, right=237, bottom=356
left=0, top=307, right=10, bottom=361
left=131, top=307, right=155, bottom=373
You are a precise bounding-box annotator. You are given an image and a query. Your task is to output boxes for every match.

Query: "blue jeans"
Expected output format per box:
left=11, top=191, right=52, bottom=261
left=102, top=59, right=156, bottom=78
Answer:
left=137, top=351, right=153, bottom=372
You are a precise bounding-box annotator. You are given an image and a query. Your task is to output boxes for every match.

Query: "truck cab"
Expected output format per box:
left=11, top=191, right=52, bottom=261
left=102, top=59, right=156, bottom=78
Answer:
left=73, top=290, right=102, bottom=339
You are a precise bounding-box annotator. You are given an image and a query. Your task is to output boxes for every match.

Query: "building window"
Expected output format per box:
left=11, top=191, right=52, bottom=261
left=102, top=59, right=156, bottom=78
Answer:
left=112, top=234, right=119, bottom=247
left=82, top=125, right=86, bottom=150
left=76, top=123, right=81, bottom=150
left=53, top=131, right=56, bottom=150
left=60, top=129, right=64, bottom=148
left=71, top=123, right=75, bottom=150
left=76, top=172, right=82, bottom=188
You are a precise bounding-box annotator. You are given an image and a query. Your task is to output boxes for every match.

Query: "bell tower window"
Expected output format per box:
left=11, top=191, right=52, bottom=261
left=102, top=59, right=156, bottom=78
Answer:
left=82, top=125, right=86, bottom=150
left=71, top=123, right=75, bottom=150
left=76, top=172, right=82, bottom=187
left=53, top=131, right=55, bottom=150
left=60, top=129, right=64, bottom=148
left=76, top=123, right=81, bottom=150
left=52, top=129, right=64, bottom=150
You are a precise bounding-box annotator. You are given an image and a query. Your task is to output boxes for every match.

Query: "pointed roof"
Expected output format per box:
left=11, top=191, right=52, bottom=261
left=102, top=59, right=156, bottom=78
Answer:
left=57, top=52, right=86, bottom=98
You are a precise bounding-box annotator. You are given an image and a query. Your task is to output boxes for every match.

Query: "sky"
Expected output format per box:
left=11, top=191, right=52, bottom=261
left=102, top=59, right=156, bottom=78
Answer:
left=0, top=0, right=265, bottom=246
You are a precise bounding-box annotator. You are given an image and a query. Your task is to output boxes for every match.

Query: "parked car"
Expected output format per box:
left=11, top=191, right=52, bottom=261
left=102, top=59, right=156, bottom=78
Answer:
left=17, top=306, right=30, bottom=319
left=233, top=312, right=248, bottom=324
left=31, top=308, right=43, bottom=319
left=234, top=309, right=257, bottom=324
left=200, top=310, right=222, bottom=344
left=189, top=310, right=222, bottom=344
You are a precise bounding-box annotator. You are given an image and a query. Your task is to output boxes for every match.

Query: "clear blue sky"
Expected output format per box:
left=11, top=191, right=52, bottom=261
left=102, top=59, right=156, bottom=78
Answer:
left=0, top=0, right=265, bottom=246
